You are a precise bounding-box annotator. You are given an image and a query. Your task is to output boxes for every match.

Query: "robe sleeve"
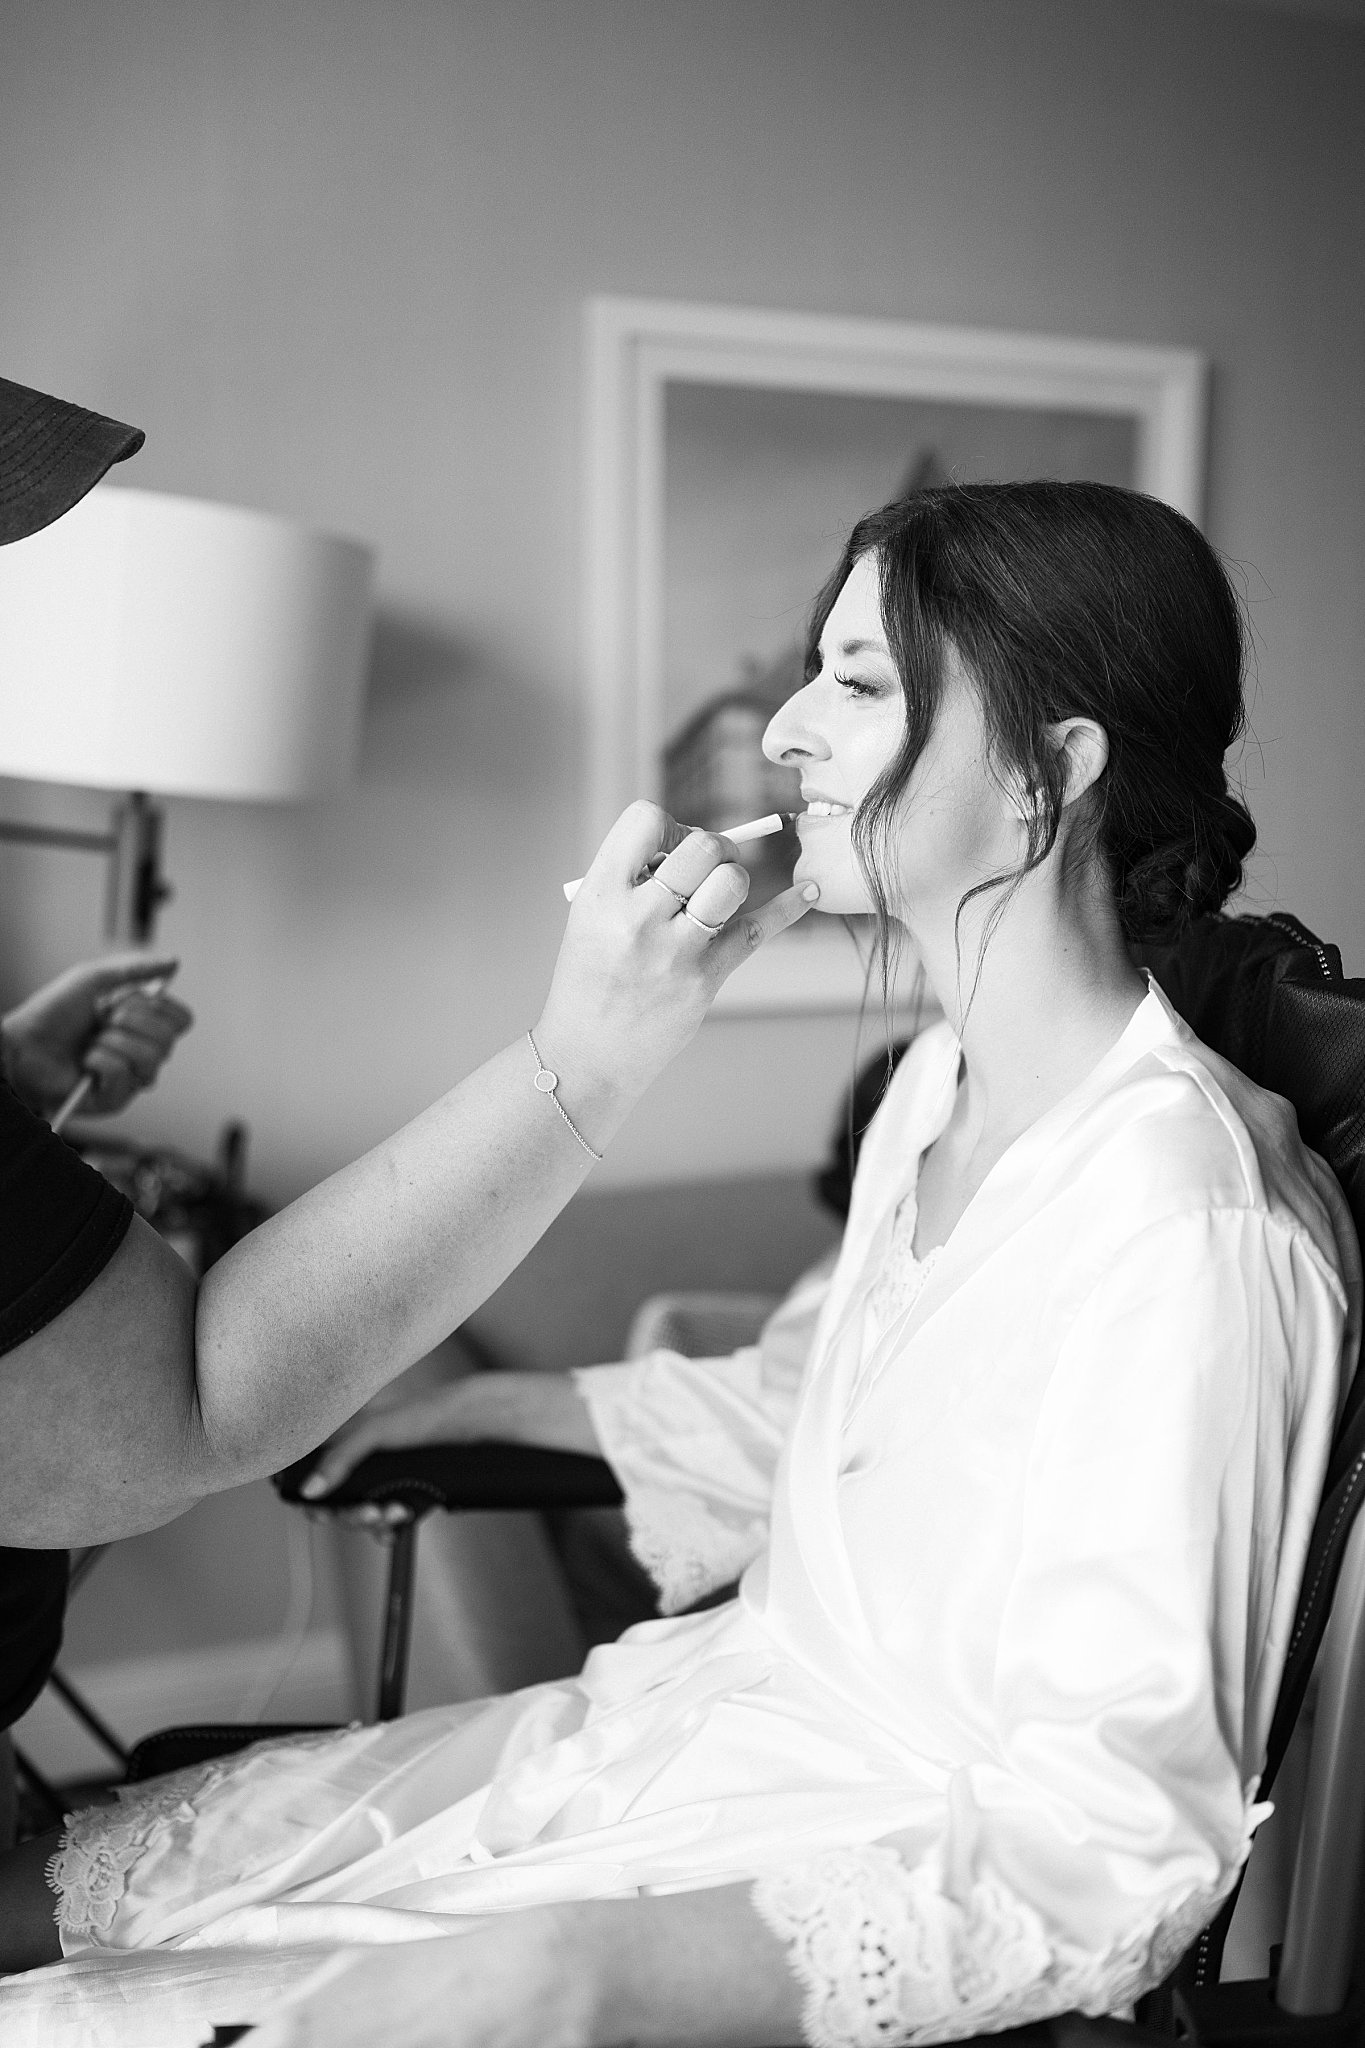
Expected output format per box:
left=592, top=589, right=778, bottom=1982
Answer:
left=753, top=1205, right=1348, bottom=2046
left=573, top=1254, right=835, bottom=1613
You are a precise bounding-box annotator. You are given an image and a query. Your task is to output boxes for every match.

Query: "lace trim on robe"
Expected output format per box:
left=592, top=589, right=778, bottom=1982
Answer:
left=619, top=1198, right=938, bottom=1613
left=622, top=1486, right=769, bottom=1615
left=46, top=1729, right=348, bottom=1949
left=751, top=1838, right=1259, bottom=2048
left=865, top=1195, right=940, bottom=1334
left=46, top=1763, right=232, bottom=1948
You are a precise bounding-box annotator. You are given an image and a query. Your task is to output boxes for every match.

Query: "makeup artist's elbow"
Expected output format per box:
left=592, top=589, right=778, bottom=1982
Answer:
left=0, top=1216, right=214, bottom=1545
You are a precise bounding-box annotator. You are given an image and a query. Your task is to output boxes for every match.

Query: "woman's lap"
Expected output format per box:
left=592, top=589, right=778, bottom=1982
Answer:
left=52, top=1687, right=567, bottom=1958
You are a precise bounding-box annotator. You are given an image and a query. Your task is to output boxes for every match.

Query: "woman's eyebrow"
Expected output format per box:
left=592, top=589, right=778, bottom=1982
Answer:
left=837, top=636, right=893, bottom=660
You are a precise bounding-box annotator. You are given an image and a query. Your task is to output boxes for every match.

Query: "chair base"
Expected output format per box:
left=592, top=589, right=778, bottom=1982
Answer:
left=1182, top=1976, right=1364, bottom=2047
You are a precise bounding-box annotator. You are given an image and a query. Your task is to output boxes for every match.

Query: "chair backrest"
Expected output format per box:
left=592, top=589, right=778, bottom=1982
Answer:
left=1135, top=913, right=1365, bottom=1790
left=1131, top=913, right=1365, bottom=2008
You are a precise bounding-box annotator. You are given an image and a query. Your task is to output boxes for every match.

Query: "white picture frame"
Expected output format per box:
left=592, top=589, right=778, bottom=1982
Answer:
left=582, top=297, right=1207, bottom=1015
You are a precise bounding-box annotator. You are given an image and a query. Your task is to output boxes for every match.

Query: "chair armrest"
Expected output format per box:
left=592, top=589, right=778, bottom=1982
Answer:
left=274, top=1442, right=624, bottom=1518
left=126, top=1722, right=340, bottom=1781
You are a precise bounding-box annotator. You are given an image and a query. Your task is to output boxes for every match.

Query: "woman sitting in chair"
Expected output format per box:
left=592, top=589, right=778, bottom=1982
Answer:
left=0, top=481, right=1356, bottom=2048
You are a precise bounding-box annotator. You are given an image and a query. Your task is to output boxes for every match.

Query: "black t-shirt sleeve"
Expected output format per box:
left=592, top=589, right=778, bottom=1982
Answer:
left=0, top=1073, right=134, bottom=1357
left=0, top=1544, right=70, bottom=1728
left=0, top=1076, right=134, bottom=1726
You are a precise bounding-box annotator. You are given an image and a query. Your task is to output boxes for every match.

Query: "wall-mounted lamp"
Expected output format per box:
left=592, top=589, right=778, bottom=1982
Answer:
left=0, top=484, right=374, bottom=940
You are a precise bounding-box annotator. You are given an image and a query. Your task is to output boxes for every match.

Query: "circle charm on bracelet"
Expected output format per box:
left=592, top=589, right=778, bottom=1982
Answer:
left=526, top=1031, right=604, bottom=1163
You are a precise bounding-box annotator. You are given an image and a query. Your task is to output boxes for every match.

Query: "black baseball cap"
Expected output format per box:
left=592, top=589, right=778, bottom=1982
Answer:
left=0, top=376, right=144, bottom=546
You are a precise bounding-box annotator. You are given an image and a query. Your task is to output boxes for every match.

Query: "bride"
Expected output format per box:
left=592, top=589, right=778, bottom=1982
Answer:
left=1, top=480, right=1355, bottom=2048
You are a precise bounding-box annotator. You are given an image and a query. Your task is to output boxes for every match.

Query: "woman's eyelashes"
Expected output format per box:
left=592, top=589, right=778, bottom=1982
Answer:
left=831, top=669, right=884, bottom=700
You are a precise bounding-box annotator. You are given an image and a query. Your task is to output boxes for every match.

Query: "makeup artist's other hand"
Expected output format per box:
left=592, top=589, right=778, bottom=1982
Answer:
left=536, top=801, right=817, bottom=1100
left=0, top=954, right=192, bottom=1118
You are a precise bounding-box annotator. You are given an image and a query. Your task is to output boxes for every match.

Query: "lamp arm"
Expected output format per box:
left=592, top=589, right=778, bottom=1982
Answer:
left=0, top=793, right=172, bottom=943
left=0, top=820, right=118, bottom=855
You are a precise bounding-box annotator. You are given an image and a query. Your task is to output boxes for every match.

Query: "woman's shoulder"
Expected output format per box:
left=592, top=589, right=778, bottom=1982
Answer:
left=1053, top=1024, right=1356, bottom=1435
left=1082, top=991, right=1352, bottom=1294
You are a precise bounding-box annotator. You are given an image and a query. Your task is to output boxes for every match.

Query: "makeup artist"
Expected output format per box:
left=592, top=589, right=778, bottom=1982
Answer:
left=0, top=953, right=191, bottom=1846
left=0, top=377, right=817, bottom=1841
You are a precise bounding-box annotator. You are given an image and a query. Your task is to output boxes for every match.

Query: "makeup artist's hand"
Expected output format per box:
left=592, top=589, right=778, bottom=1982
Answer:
left=535, top=801, right=817, bottom=1101
left=0, top=954, right=192, bottom=1118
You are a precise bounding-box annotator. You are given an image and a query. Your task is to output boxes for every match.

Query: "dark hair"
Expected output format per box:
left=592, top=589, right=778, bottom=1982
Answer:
left=805, top=480, right=1256, bottom=992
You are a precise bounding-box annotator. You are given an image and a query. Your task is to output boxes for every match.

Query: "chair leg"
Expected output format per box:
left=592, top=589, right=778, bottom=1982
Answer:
left=376, top=1518, right=419, bottom=1722
left=45, top=1666, right=130, bottom=1771
left=10, top=1741, right=64, bottom=1831
left=1278, top=1507, right=1365, bottom=2014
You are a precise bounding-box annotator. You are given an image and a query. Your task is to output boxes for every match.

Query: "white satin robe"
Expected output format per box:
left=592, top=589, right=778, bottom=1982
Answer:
left=6, top=977, right=1358, bottom=2047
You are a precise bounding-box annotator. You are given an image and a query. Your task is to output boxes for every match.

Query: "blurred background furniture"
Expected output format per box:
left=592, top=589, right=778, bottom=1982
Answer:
left=0, top=484, right=373, bottom=941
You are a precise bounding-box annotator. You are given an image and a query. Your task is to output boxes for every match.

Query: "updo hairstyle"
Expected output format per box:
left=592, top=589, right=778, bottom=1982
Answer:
left=806, top=480, right=1256, bottom=976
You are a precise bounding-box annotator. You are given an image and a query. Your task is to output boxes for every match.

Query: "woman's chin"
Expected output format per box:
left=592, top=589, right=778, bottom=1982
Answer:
left=814, top=893, right=875, bottom=918
left=793, top=868, right=875, bottom=918
left=791, top=843, right=875, bottom=918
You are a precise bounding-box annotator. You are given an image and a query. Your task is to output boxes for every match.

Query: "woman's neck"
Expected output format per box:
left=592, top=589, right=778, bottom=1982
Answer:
left=905, top=876, right=1148, bottom=1160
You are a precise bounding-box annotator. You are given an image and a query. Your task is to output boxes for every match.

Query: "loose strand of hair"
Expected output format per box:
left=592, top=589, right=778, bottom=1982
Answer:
left=950, top=793, right=1061, bottom=1036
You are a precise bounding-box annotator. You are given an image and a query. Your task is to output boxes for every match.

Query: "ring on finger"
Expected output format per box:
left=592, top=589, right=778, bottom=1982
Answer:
left=647, top=874, right=689, bottom=910
left=683, top=908, right=724, bottom=937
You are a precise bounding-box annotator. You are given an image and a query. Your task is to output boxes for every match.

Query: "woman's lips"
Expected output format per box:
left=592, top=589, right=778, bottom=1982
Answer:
left=798, top=800, right=852, bottom=821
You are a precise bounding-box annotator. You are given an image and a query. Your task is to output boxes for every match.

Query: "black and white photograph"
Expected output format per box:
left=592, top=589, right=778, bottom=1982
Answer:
left=0, top=6, right=1362, bottom=2046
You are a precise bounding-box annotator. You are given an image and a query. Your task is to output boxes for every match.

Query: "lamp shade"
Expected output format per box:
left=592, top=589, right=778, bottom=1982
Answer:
left=0, top=485, right=374, bottom=800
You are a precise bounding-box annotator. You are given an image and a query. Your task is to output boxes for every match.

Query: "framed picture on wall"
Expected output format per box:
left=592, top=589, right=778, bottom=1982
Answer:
left=582, top=297, right=1207, bottom=1015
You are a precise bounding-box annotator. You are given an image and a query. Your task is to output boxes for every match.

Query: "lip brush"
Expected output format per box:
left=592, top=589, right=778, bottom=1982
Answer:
left=562, top=811, right=789, bottom=903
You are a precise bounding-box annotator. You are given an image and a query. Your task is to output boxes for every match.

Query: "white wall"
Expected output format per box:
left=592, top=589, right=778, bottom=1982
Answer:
left=2, top=0, right=1363, bottom=1207
left=1, top=0, right=1362, bottom=1709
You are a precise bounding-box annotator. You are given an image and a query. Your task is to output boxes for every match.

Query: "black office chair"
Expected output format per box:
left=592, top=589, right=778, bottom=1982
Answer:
left=129, top=912, right=1365, bottom=2044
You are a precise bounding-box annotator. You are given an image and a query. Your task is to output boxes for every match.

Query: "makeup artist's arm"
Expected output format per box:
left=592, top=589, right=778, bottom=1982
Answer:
left=0, top=805, right=816, bottom=1547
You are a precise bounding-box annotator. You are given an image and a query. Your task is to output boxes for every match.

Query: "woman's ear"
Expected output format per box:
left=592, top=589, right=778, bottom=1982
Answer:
left=1050, top=719, right=1109, bottom=808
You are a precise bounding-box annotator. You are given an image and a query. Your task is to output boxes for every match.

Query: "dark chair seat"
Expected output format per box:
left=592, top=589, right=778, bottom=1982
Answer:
left=274, top=1441, right=622, bottom=1519
left=124, top=1721, right=338, bottom=1782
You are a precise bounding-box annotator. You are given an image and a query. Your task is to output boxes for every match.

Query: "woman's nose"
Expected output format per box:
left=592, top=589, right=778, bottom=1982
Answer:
left=762, top=683, right=828, bottom=768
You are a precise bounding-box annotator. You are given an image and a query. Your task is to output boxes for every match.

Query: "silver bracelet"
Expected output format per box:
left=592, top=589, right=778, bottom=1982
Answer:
left=526, top=1030, right=604, bottom=1163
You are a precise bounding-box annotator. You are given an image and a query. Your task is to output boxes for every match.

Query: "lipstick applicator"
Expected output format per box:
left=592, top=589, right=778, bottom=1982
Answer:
left=562, top=811, right=790, bottom=903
